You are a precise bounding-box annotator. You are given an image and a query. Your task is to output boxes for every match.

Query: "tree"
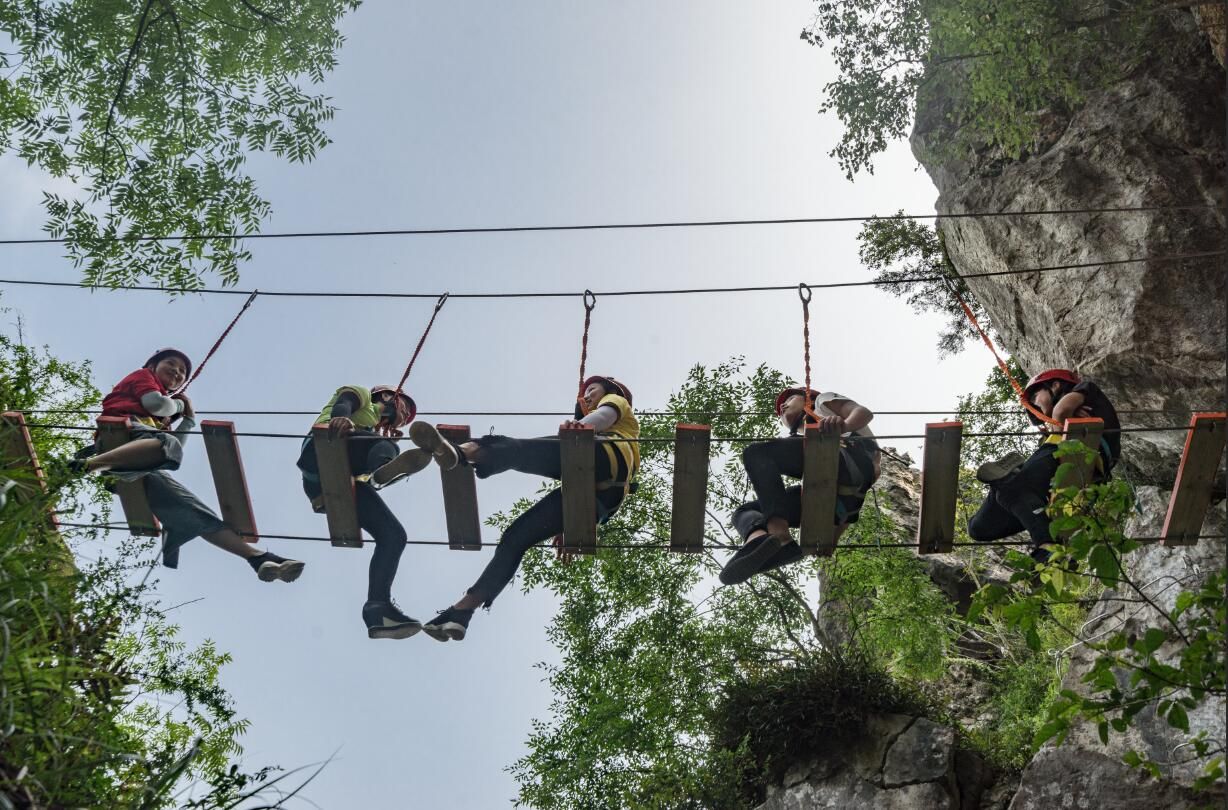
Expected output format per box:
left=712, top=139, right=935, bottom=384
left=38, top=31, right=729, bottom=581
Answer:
left=802, top=0, right=1172, bottom=178
left=1, top=0, right=359, bottom=288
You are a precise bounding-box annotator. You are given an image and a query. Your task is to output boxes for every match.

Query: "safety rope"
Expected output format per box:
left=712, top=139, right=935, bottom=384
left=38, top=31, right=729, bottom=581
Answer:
left=798, top=283, right=819, bottom=423
left=942, top=278, right=1061, bottom=427
left=178, top=291, right=258, bottom=395
left=575, top=290, right=597, bottom=415
left=395, top=293, right=449, bottom=396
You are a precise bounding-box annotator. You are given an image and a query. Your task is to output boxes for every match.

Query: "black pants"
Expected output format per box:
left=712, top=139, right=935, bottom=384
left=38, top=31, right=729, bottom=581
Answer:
left=731, top=436, right=879, bottom=542
left=298, top=432, right=407, bottom=602
left=464, top=436, right=625, bottom=607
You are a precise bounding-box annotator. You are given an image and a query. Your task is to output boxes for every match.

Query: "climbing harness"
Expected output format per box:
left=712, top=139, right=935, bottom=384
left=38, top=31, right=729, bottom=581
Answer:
left=941, top=277, right=1061, bottom=428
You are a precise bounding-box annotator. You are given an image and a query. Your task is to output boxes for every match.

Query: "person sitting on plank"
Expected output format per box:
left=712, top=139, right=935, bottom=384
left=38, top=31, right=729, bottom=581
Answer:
left=719, top=387, right=880, bottom=585
left=79, top=347, right=304, bottom=580
left=969, top=369, right=1120, bottom=564
left=416, top=375, right=639, bottom=642
left=297, top=384, right=456, bottom=639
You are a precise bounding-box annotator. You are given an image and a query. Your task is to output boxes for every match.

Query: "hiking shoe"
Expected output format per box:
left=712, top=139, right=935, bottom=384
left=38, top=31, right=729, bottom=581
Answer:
left=976, top=451, right=1028, bottom=484
left=719, top=531, right=792, bottom=586
left=370, top=448, right=433, bottom=488
left=408, top=422, right=460, bottom=470
left=250, top=553, right=306, bottom=583
left=363, top=600, right=423, bottom=640
left=422, top=606, right=474, bottom=642
left=756, top=539, right=806, bottom=576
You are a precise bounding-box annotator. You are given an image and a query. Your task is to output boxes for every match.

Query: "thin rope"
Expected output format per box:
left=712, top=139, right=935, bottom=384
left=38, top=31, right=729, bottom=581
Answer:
left=0, top=203, right=1217, bottom=245
left=942, top=277, right=1060, bottom=427
left=799, top=283, right=817, bottom=422
left=0, top=250, right=1218, bottom=300
left=395, top=292, right=449, bottom=395
left=576, top=290, right=597, bottom=415
left=179, top=290, right=258, bottom=395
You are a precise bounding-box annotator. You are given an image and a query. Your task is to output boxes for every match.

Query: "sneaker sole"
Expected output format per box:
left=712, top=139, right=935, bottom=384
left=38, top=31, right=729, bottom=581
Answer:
left=371, top=449, right=432, bottom=489
left=422, top=622, right=466, bottom=642
left=719, top=533, right=791, bottom=586
left=258, top=560, right=306, bottom=583
left=367, top=622, right=423, bottom=640
left=409, top=423, right=459, bottom=470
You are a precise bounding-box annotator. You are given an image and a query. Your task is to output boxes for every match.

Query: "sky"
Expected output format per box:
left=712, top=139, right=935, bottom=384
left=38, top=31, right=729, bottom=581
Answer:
left=0, top=3, right=999, bottom=807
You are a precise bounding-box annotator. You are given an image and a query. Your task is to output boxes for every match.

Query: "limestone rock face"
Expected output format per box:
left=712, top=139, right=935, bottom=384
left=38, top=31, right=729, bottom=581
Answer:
left=1008, top=748, right=1224, bottom=810
left=912, top=10, right=1227, bottom=485
left=755, top=714, right=1007, bottom=810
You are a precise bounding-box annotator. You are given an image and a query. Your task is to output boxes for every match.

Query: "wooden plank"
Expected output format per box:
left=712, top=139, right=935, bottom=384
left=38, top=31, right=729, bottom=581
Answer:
left=670, top=423, right=711, bottom=553
left=799, top=425, right=841, bottom=557
left=917, top=421, right=963, bottom=554
left=437, top=424, right=482, bottom=550
left=0, top=411, right=58, bottom=531
left=559, top=425, right=597, bottom=555
left=95, top=416, right=161, bottom=537
left=1162, top=412, right=1227, bottom=546
left=200, top=420, right=258, bottom=542
left=311, top=424, right=363, bottom=548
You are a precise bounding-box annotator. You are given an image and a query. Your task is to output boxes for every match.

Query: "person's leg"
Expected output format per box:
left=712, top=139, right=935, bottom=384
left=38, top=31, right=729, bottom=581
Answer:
left=462, top=436, right=563, bottom=480
left=992, top=445, right=1061, bottom=547
left=967, top=490, right=1025, bottom=542
left=354, top=483, right=407, bottom=603
left=741, top=439, right=804, bottom=539
left=85, top=438, right=166, bottom=472
left=721, top=484, right=804, bottom=585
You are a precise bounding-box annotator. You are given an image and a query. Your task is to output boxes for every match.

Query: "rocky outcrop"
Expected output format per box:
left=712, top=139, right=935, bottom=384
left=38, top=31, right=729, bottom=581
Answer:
left=755, top=714, right=1013, bottom=810
left=1008, top=747, right=1224, bottom=810
left=913, top=9, right=1227, bottom=485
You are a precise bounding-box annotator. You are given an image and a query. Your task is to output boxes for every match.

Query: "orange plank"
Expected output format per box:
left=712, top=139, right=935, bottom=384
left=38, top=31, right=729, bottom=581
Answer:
left=1162, top=413, right=1226, bottom=546
left=200, top=420, right=258, bottom=542
left=437, top=424, right=482, bottom=550
left=917, top=422, right=963, bottom=554
left=670, top=423, right=711, bottom=553
left=559, top=425, right=597, bottom=554
left=311, top=424, right=362, bottom=548
left=799, top=425, right=841, bottom=557
left=95, top=417, right=161, bottom=537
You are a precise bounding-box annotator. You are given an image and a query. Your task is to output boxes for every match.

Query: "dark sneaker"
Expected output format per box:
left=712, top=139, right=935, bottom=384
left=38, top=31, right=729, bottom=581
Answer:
left=757, top=540, right=806, bottom=576
left=408, top=422, right=460, bottom=471
left=370, top=448, right=432, bottom=489
left=250, top=553, right=306, bottom=583
left=719, top=532, right=792, bottom=586
left=422, top=606, right=474, bottom=642
left=363, top=600, right=423, bottom=640
left=976, top=451, right=1028, bottom=484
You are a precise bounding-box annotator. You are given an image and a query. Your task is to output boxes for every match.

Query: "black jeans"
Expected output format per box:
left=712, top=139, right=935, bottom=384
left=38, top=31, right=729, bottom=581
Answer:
left=967, top=443, right=1062, bottom=548
left=464, top=436, right=625, bottom=607
left=731, top=436, right=879, bottom=541
left=298, top=432, right=407, bottom=603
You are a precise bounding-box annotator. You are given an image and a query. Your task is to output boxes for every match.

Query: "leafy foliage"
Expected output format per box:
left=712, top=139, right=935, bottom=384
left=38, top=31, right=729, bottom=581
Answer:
left=858, top=215, right=993, bottom=356
left=1, top=0, right=359, bottom=288
left=802, top=0, right=1169, bottom=177
left=971, top=440, right=1226, bottom=788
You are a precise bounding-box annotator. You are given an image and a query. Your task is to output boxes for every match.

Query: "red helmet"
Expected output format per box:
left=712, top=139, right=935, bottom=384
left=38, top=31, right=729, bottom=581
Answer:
left=774, top=387, right=821, bottom=416
left=1023, top=369, right=1079, bottom=397
left=580, top=375, right=632, bottom=405
left=144, top=348, right=193, bottom=381
left=370, top=385, right=417, bottom=427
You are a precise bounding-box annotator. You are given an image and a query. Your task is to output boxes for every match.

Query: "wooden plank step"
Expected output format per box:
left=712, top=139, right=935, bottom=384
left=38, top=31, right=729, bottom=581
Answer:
left=437, top=425, right=482, bottom=550
left=1162, top=412, right=1227, bottom=546
left=917, top=421, right=963, bottom=554
left=200, top=420, right=258, bottom=542
left=670, top=423, right=711, bottom=553
left=559, top=425, right=597, bottom=555
left=95, top=416, right=161, bottom=537
left=0, top=411, right=59, bottom=531
left=311, top=424, right=363, bottom=548
left=799, top=425, right=841, bottom=557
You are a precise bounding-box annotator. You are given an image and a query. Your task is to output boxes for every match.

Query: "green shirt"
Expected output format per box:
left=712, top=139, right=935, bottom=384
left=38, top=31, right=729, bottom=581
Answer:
left=314, top=385, right=383, bottom=429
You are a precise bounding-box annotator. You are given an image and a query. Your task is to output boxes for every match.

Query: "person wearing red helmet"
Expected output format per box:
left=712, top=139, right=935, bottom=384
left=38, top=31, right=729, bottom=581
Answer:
left=76, top=348, right=304, bottom=581
left=418, top=375, right=639, bottom=641
left=968, top=368, right=1121, bottom=564
left=297, top=384, right=456, bottom=639
left=719, top=386, right=881, bottom=585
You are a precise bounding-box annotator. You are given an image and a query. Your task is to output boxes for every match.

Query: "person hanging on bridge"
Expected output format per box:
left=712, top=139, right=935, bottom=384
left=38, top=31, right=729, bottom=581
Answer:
left=76, top=348, right=305, bottom=581
left=297, top=384, right=457, bottom=639
left=719, top=387, right=881, bottom=585
left=418, top=375, right=639, bottom=642
left=969, top=369, right=1121, bottom=564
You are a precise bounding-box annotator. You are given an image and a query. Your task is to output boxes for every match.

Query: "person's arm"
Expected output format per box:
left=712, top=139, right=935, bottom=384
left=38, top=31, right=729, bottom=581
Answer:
left=139, top=390, right=184, bottom=418
left=327, top=390, right=363, bottom=438
left=560, top=404, right=619, bottom=432
left=170, top=394, right=196, bottom=448
left=1050, top=391, right=1089, bottom=425
left=818, top=397, right=873, bottom=435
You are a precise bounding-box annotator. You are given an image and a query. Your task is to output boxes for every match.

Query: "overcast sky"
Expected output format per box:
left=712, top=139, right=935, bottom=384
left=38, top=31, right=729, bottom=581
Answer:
left=0, top=3, right=997, bottom=807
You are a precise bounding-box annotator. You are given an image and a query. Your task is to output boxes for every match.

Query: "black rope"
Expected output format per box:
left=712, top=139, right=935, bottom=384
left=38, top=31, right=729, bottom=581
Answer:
left=0, top=204, right=1217, bottom=247
left=0, top=250, right=1218, bottom=299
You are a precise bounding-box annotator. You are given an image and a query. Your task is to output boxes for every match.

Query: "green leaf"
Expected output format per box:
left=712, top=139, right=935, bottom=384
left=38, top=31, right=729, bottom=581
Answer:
left=1167, top=704, right=1190, bottom=733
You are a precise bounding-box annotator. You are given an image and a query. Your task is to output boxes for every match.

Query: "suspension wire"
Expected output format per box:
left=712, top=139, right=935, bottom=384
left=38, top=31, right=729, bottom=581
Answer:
left=18, top=422, right=1205, bottom=442
left=54, top=521, right=1226, bottom=551
left=0, top=203, right=1217, bottom=246
left=0, top=250, right=1218, bottom=300
left=178, top=290, right=259, bottom=395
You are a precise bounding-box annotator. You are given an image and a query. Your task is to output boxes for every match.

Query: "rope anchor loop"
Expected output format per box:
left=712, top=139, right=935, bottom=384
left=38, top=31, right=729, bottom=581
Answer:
left=797, top=282, right=813, bottom=304
left=583, top=289, right=597, bottom=311
left=433, top=292, right=449, bottom=311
